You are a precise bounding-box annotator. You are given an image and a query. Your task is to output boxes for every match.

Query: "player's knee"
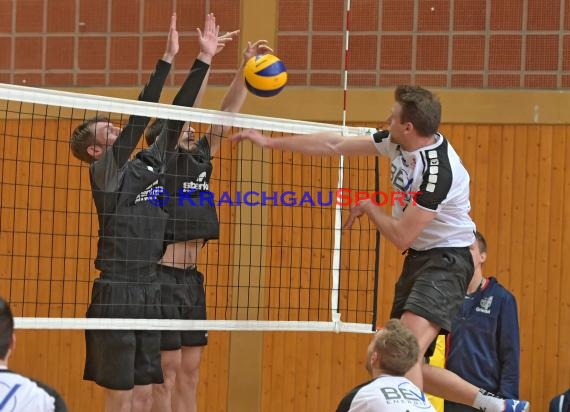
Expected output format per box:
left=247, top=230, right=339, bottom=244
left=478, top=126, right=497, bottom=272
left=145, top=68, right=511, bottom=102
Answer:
left=104, top=389, right=132, bottom=412
left=178, top=367, right=200, bottom=391
left=132, top=385, right=153, bottom=411
left=163, top=368, right=178, bottom=392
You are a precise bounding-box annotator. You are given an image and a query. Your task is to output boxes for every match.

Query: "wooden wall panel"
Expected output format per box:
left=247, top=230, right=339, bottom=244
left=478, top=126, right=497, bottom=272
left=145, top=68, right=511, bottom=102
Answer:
left=2, top=118, right=569, bottom=410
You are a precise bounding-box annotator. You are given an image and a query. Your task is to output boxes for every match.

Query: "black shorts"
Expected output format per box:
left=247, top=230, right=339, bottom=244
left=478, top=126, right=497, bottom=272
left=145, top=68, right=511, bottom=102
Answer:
left=84, top=274, right=163, bottom=390
left=390, top=247, right=474, bottom=333
left=158, top=264, right=208, bottom=351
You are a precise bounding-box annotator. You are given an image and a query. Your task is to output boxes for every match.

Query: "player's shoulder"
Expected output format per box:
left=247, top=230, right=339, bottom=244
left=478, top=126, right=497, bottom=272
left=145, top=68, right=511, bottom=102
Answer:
left=0, top=369, right=65, bottom=411
left=488, top=277, right=516, bottom=297
left=0, top=368, right=36, bottom=385
left=336, top=379, right=376, bottom=412
left=483, top=280, right=519, bottom=315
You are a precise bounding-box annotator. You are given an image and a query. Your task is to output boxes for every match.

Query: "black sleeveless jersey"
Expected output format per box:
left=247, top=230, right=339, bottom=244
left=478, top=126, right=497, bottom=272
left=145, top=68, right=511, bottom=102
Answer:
left=162, top=136, right=220, bottom=242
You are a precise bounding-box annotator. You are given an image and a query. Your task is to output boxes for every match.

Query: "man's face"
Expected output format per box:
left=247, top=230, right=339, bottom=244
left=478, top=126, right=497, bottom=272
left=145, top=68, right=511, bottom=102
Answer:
left=386, top=102, right=408, bottom=144
left=469, top=239, right=486, bottom=272
left=90, top=121, right=121, bottom=158
left=178, top=122, right=197, bottom=151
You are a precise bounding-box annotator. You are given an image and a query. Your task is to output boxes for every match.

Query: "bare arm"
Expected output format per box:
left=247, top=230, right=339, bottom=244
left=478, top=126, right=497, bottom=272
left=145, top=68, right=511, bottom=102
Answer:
left=207, top=39, right=272, bottom=155
left=194, top=30, right=240, bottom=108
left=344, top=200, right=437, bottom=251
left=108, top=12, right=178, bottom=169
left=145, top=13, right=217, bottom=164
left=161, top=12, right=179, bottom=63
left=230, top=129, right=378, bottom=156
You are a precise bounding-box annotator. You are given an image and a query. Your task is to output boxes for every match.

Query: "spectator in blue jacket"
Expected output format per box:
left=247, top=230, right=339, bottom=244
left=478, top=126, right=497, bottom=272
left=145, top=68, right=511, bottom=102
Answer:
left=445, top=231, right=521, bottom=411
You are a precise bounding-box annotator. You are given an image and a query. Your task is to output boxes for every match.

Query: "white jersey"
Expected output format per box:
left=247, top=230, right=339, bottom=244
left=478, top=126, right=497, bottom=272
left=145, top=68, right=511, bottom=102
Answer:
left=372, top=132, right=475, bottom=250
left=0, top=368, right=65, bottom=412
left=337, top=375, right=436, bottom=412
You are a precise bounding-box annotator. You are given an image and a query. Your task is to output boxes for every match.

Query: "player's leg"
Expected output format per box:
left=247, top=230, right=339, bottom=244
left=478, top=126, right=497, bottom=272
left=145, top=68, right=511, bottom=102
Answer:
left=152, top=349, right=181, bottom=412
left=392, top=247, right=472, bottom=387
left=104, top=389, right=132, bottom=412
left=85, top=279, right=148, bottom=412
left=398, top=248, right=529, bottom=412
left=131, top=385, right=153, bottom=412
left=423, top=364, right=481, bottom=407
left=172, top=267, right=207, bottom=412
left=399, top=311, right=493, bottom=409
left=397, top=247, right=482, bottom=404
left=152, top=265, right=184, bottom=412
left=173, top=346, right=204, bottom=412
left=399, top=310, right=440, bottom=389
left=132, top=278, right=166, bottom=412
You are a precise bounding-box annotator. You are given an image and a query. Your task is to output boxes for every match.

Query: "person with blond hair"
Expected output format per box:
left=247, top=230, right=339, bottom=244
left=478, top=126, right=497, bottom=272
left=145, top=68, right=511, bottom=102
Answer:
left=337, top=319, right=435, bottom=411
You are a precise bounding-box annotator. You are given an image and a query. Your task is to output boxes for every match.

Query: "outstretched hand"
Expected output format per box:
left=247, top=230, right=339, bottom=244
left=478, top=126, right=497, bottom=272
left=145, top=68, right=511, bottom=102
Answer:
left=215, top=30, right=240, bottom=56
left=243, top=40, right=274, bottom=63
left=229, top=129, right=269, bottom=147
left=162, top=13, right=179, bottom=63
left=197, top=13, right=219, bottom=60
left=343, top=200, right=371, bottom=229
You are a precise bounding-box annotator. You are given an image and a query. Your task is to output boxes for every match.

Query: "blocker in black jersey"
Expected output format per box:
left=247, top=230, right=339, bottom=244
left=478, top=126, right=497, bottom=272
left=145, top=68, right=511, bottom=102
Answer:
left=148, top=35, right=275, bottom=412
left=90, top=59, right=212, bottom=276
left=162, top=136, right=220, bottom=243
left=75, top=57, right=211, bottom=390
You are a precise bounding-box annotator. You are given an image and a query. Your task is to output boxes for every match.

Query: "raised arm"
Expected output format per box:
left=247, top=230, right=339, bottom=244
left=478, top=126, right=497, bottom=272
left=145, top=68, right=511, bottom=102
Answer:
left=194, top=29, right=240, bottom=108
left=150, top=13, right=218, bottom=159
left=206, top=39, right=271, bottom=155
left=110, top=12, right=178, bottom=167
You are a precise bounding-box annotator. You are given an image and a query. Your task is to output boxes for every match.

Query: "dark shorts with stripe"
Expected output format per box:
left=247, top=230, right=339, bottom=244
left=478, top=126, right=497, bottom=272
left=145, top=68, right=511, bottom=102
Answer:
left=158, top=264, right=208, bottom=351
left=390, top=247, right=474, bottom=334
left=84, top=270, right=163, bottom=390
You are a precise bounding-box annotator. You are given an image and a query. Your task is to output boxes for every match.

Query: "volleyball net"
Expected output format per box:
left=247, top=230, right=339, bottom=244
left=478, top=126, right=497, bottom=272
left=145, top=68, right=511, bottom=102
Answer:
left=0, top=83, right=380, bottom=333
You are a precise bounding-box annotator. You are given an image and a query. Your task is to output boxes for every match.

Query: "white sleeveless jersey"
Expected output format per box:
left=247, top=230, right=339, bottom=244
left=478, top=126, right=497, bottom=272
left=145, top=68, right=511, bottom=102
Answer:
left=372, top=132, right=475, bottom=250
left=337, top=375, right=436, bottom=412
left=0, top=369, right=57, bottom=412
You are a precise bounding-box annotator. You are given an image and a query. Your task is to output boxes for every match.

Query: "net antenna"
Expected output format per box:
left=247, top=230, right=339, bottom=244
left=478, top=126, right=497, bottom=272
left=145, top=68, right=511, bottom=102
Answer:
left=330, top=0, right=353, bottom=333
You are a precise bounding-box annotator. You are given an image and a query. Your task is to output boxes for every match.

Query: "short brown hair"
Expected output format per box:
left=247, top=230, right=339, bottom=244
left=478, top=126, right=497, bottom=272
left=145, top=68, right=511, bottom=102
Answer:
left=373, top=319, right=419, bottom=376
left=474, top=231, right=487, bottom=254
left=69, top=116, right=108, bottom=163
left=395, top=85, right=441, bottom=137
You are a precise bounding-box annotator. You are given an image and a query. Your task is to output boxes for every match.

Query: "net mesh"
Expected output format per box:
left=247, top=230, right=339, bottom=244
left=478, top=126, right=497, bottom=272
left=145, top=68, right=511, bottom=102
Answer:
left=0, top=83, right=379, bottom=333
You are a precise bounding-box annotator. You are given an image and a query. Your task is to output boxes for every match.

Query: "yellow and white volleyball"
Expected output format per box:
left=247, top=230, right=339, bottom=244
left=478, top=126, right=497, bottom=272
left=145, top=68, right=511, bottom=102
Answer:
left=244, top=54, right=288, bottom=97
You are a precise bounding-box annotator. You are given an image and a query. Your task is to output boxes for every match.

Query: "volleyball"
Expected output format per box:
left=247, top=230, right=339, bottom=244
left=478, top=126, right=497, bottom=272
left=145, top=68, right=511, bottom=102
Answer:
left=244, top=54, right=288, bottom=97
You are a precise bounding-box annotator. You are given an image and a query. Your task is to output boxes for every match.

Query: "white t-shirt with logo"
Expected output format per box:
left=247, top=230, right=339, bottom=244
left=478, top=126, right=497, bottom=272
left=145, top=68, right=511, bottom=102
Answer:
left=337, top=374, right=436, bottom=411
left=372, top=132, right=475, bottom=250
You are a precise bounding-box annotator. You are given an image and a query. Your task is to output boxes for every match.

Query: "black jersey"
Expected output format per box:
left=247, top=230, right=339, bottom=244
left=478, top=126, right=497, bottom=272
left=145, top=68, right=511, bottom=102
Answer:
left=162, top=136, right=219, bottom=242
left=90, top=59, right=210, bottom=274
